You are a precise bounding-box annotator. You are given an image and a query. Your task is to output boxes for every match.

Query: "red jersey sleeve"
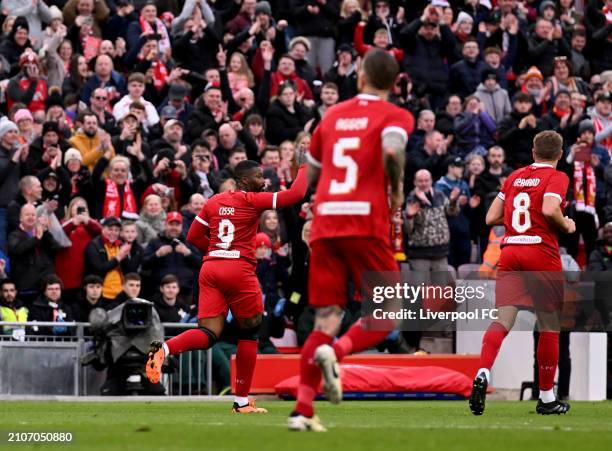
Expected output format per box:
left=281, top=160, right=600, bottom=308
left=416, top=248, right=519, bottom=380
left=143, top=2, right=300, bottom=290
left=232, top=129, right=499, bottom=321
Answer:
left=186, top=205, right=211, bottom=253
left=382, top=109, right=415, bottom=139
left=306, top=124, right=322, bottom=168
left=498, top=176, right=511, bottom=201
left=543, top=171, right=570, bottom=205
left=248, top=166, right=308, bottom=210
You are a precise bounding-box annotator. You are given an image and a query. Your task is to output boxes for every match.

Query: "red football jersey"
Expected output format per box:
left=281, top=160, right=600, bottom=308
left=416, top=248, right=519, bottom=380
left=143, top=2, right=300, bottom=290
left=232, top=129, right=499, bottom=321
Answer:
left=499, top=163, right=569, bottom=253
left=192, top=167, right=307, bottom=266
left=307, top=94, right=414, bottom=243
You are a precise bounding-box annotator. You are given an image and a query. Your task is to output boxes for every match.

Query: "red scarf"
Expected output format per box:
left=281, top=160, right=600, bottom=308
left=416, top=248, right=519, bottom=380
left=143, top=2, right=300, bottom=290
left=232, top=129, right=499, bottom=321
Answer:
left=103, top=179, right=137, bottom=218
left=151, top=60, right=168, bottom=91
left=592, top=116, right=612, bottom=158
left=573, top=160, right=598, bottom=227
left=553, top=106, right=571, bottom=119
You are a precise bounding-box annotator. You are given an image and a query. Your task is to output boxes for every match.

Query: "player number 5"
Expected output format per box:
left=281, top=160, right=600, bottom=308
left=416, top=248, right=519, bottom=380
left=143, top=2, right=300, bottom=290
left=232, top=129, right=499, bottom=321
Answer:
left=330, top=137, right=359, bottom=195
left=511, top=192, right=531, bottom=233
left=217, top=219, right=235, bottom=250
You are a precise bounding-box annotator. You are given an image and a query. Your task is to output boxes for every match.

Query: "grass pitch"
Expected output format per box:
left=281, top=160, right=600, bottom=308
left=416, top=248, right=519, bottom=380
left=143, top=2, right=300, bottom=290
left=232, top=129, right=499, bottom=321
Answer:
left=1, top=400, right=611, bottom=451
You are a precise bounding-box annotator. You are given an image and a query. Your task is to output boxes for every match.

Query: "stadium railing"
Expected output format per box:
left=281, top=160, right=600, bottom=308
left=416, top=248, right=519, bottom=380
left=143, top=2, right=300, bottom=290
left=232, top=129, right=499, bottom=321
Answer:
left=0, top=321, right=212, bottom=397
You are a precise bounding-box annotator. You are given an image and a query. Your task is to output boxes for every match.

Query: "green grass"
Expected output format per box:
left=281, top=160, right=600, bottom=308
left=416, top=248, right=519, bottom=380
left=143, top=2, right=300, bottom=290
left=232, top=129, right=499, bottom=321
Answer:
left=1, top=400, right=611, bottom=451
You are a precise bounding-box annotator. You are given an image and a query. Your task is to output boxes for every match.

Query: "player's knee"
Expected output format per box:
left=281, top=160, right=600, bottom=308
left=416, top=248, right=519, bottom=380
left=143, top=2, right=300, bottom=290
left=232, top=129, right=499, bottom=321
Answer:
left=314, top=306, right=343, bottom=335
left=237, top=325, right=259, bottom=341
left=238, top=313, right=263, bottom=329
left=199, top=327, right=219, bottom=347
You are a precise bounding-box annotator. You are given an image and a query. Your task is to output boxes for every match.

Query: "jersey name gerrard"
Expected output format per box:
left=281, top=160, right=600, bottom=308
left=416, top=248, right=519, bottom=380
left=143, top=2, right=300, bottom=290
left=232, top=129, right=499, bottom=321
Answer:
left=499, top=163, right=569, bottom=251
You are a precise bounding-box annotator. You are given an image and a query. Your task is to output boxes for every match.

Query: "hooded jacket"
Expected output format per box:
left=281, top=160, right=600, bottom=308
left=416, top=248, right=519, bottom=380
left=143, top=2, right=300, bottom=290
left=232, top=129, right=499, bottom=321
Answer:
left=474, top=83, right=512, bottom=124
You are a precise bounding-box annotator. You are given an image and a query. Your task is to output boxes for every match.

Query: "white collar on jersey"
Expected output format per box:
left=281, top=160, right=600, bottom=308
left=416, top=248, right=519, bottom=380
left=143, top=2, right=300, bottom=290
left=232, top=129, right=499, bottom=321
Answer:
left=531, top=162, right=554, bottom=168
left=357, top=93, right=381, bottom=101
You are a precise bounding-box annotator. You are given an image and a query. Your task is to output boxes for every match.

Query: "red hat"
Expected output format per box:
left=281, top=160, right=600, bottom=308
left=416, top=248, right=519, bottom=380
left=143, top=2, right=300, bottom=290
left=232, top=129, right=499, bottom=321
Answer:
left=255, top=233, right=272, bottom=249
left=166, top=211, right=183, bottom=224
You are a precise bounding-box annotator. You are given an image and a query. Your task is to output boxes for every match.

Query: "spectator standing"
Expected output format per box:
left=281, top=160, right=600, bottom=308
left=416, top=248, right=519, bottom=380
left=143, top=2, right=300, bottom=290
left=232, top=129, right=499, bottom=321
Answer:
left=291, top=0, right=339, bottom=75
left=136, top=193, right=166, bottom=247
left=84, top=216, right=132, bottom=300
left=404, top=169, right=459, bottom=270
left=69, top=111, right=115, bottom=171
left=29, top=274, right=73, bottom=336
left=71, top=274, right=106, bottom=321
left=7, top=204, right=61, bottom=303
left=498, top=92, right=538, bottom=169
left=474, top=69, right=512, bottom=125
left=55, top=197, right=102, bottom=304
left=0, top=278, right=28, bottom=337
left=0, top=117, right=24, bottom=250
left=142, top=211, right=200, bottom=299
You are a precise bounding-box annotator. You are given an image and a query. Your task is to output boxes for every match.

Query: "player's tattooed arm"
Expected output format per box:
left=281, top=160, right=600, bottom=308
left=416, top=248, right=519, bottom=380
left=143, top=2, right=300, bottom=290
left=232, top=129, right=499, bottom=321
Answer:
left=306, top=163, right=321, bottom=190
left=382, top=128, right=407, bottom=204
left=485, top=196, right=505, bottom=226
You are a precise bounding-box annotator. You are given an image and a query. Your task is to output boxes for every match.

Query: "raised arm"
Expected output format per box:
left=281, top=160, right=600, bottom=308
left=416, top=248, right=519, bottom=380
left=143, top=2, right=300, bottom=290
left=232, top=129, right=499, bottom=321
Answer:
left=250, top=166, right=308, bottom=210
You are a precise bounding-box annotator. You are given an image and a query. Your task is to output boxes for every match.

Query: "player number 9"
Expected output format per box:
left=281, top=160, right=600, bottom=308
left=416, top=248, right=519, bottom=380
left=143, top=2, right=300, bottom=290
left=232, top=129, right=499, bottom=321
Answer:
left=217, top=219, right=235, bottom=250
left=511, top=192, right=531, bottom=233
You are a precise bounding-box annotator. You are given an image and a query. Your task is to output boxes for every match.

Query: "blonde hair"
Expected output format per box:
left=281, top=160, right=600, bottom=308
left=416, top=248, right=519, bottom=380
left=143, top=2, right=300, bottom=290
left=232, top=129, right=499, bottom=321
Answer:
left=66, top=196, right=88, bottom=219
left=109, top=155, right=130, bottom=170
left=340, top=0, right=368, bottom=20
left=228, top=52, right=254, bottom=87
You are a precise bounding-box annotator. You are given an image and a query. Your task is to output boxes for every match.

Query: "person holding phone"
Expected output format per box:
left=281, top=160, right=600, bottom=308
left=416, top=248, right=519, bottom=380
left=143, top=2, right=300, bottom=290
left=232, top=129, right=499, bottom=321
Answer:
left=55, top=197, right=102, bottom=304
left=563, top=120, right=610, bottom=259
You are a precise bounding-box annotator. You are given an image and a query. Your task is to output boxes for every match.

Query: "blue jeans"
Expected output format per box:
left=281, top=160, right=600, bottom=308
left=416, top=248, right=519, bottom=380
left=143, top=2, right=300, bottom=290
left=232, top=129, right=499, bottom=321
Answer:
left=0, top=207, right=7, bottom=252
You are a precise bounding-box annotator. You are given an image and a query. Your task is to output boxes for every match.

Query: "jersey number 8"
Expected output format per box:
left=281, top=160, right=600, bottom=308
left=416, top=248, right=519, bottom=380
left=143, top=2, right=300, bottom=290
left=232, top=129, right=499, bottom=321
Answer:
left=511, top=192, right=531, bottom=233
left=217, top=219, right=235, bottom=250
left=330, top=137, right=359, bottom=195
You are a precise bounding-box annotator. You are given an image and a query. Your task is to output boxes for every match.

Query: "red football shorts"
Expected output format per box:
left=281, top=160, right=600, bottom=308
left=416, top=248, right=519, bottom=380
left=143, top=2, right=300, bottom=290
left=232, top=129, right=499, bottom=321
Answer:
left=197, top=259, right=263, bottom=320
left=308, top=237, right=399, bottom=308
left=495, top=245, right=564, bottom=312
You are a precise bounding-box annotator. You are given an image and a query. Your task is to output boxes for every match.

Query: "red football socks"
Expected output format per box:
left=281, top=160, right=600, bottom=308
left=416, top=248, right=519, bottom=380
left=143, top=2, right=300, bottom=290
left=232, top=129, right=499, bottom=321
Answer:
left=537, top=331, right=559, bottom=392
left=478, top=321, right=509, bottom=370
left=166, top=329, right=211, bottom=355
left=235, top=339, right=258, bottom=397
left=333, top=319, right=391, bottom=362
left=295, top=331, right=334, bottom=418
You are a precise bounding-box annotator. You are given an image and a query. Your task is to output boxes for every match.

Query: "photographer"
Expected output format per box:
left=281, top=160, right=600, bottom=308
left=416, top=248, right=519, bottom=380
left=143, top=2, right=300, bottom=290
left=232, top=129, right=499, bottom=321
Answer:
left=142, top=212, right=200, bottom=300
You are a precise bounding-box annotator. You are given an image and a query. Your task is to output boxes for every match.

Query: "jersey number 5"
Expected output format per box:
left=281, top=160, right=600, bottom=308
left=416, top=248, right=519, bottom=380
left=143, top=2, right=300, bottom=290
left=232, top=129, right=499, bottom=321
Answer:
left=511, top=192, right=531, bottom=233
left=217, top=219, right=235, bottom=250
left=330, top=137, right=359, bottom=195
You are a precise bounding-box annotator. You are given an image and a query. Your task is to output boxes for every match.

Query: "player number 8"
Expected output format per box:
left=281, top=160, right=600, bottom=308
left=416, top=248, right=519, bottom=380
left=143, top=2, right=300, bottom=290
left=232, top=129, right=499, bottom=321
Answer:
left=217, top=219, right=235, bottom=250
left=511, top=192, right=531, bottom=233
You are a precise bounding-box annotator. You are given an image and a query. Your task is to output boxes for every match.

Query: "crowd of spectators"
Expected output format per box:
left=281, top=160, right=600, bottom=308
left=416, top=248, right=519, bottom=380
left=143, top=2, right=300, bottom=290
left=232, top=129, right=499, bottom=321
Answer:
left=1, top=0, right=612, bottom=390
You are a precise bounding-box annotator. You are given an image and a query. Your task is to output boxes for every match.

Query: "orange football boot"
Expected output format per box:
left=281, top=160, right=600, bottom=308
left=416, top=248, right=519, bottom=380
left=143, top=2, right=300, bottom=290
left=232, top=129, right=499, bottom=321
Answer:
left=145, top=340, right=165, bottom=384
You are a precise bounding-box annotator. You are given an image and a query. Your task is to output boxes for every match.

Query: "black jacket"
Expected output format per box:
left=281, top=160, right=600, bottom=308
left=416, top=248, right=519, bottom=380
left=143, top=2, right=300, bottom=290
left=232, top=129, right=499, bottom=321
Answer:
left=29, top=296, right=73, bottom=336
left=142, top=232, right=201, bottom=290
left=186, top=100, right=219, bottom=144
left=0, top=144, right=21, bottom=208
left=404, top=146, right=446, bottom=196
left=265, top=99, right=313, bottom=145
left=7, top=229, right=61, bottom=293
left=448, top=59, right=488, bottom=99
left=84, top=236, right=132, bottom=280
left=498, top=110, right=539, bottom=169
left=400, top=19, right=457, bottom=96
left=323, top=64, right=358, bottom=101
left=291, top=0, right=339, bottom=38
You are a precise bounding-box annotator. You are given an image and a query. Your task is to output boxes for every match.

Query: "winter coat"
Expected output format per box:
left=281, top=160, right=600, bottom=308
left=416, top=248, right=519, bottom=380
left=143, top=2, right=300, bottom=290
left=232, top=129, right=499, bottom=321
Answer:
left=449, top=59, right=488, bottom=99
left=142, top=232, right=201, bottom=290
left=291, top=0, right=339, bottom=38
left=265, top=99, right=313, bottom=145
left=474, top=83, right=512, bottom=125
left=7, top=228, right=62, bottom=293
left=136, top=212, right=167, bottom=247
left=400, top=19, right=457, bottom=96
left=498, top=110, right=539, bottom=168
left=453, top=111, right=497, bottom=158
left=55, top=219, right=102, bottom=289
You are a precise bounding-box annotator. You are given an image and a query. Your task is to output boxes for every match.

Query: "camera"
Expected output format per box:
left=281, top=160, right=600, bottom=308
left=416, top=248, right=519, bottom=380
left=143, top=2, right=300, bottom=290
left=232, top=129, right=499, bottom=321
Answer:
left=77, top=206, right=86, bottom=215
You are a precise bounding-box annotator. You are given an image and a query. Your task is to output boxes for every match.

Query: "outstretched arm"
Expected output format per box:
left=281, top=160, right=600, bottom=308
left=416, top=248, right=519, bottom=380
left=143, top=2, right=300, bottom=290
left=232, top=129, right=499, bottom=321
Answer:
left=250, top=166, right=308, bottom=210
